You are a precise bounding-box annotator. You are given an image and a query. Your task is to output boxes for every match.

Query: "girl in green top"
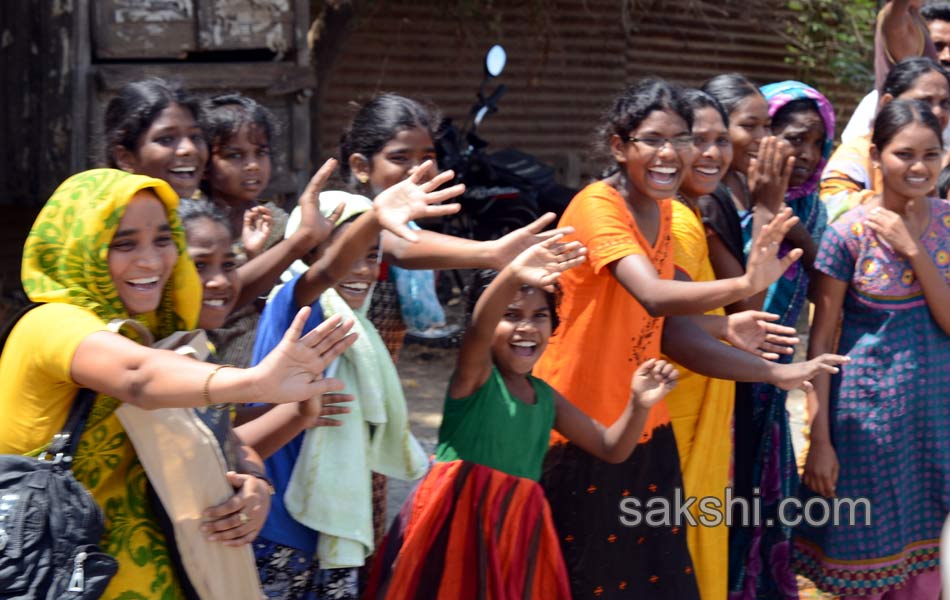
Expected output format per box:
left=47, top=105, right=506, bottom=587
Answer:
left=366, top=231, right=679, bottom=600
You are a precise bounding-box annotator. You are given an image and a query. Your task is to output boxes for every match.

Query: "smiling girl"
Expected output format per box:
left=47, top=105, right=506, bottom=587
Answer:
left=105, top=82, right=342, bottom=371
left=366, top=235, right=679, bottom=600
left=795, top=98, right=950, bottom=599
left=106, top=78, right=207, bottom=200
left=532, top=78, right=840, bottom=599
left=0, top=169, right=353, bottom=597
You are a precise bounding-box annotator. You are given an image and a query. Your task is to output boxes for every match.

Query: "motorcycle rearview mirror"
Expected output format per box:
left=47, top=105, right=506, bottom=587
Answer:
left=485, top=45, right=507, bottom=77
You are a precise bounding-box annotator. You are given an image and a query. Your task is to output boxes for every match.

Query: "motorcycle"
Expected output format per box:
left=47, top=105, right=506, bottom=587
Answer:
left=434, top=45, right=576, bottom=242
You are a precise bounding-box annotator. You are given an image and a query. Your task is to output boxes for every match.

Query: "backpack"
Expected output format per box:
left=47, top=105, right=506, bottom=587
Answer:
left=0, top=303, right=118, bottom=598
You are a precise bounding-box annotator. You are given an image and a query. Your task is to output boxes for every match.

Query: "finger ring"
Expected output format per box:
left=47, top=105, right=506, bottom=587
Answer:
left=239, top=512, right=249, bottom=525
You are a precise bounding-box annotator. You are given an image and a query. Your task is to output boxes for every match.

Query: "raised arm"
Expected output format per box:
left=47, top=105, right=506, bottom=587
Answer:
left=449, top=232, right=586, bottom=399
left=552, top=359, right=677, bottom=463
left=70, top=309, right=354, bottom=409
left=293, top=163, right=464, bottom=308
left=234, top=159, right=342, bottom=307
left=609, top=207, right=803, bottom=316
left=381, top=212, right=558, bottom=270
left=880, top=0, right=927, bottom=64
left=706, top=232, right=765, bottom=312
left=660, top=314, right=848, bottom=390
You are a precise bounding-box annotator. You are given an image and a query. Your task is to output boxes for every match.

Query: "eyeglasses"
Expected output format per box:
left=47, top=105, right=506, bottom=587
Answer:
left=627, top=135, right=694, bottom=151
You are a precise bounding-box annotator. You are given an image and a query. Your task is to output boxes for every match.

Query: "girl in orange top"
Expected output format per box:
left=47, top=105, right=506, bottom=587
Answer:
left=535, top=79, right=848, bottom=599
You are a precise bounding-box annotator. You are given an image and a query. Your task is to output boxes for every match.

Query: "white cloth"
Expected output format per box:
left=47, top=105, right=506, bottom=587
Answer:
left=282, top=280, right=428, bottom=568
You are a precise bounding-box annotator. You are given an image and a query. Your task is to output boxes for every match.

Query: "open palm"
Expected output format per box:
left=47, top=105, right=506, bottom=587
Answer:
left=745, top=206, right=804, bottom=293
left=509, top=232, right=587, bottom=291
left=295, top=158, right=342, bottom=245
left=375, top=160, right=464, bottom=242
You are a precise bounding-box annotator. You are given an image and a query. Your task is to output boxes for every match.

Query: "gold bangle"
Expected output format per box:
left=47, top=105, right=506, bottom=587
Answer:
left=202, top=364, right=234, bottom=406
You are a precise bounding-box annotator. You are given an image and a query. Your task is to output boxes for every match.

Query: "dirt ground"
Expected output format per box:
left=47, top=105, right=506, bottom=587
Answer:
left=388, top=342, right=458, bottom=519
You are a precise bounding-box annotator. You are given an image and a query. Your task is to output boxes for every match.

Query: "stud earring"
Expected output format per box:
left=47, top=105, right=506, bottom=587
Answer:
left=357, top=173, right=369, bottom=184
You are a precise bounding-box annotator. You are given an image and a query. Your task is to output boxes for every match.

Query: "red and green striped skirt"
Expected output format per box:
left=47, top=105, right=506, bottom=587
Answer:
left=364, top=460, right=571, bottom=600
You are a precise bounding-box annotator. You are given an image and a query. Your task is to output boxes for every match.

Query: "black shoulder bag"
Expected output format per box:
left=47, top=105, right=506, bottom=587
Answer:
left=0, top=303, right=118, bottom=598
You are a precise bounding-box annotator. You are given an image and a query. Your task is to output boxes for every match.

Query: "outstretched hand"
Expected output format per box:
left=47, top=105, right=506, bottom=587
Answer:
left=295, top=158, right=344, bottom=246
left=508, top=230, right=587, bottom=291
left=771, top=353, right=850, bottom=392
left=297, top=392, right=353, bottom=428
left=725, top=310, right=799, bottom=360
left=489, top=212, right=563, bottom=269
left=252, top=310, right=356, bottom=404
left=744, top=206, right=804, bottom=293
left=631, top=358, right=678, bottom=410
left=375, top=160, right=464, bottom=242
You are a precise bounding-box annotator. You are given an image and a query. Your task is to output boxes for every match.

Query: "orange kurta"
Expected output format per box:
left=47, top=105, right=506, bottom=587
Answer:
left=535, top=180, right=674, bottom=442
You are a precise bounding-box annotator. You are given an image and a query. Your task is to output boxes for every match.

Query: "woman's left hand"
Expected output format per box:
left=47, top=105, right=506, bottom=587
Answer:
left=201, top=471, right=272, bottom=546
left=865, top=205, right=921, bottom=258
left=725, top=310, right=799, bottom=360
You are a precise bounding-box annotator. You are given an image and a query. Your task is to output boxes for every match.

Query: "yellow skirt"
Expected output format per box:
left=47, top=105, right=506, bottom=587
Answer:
left=665, top=365, right=734, bottom=600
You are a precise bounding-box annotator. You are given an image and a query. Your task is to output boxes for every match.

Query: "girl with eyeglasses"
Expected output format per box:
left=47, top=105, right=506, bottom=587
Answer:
left=533, top=78, right=848, bottom=599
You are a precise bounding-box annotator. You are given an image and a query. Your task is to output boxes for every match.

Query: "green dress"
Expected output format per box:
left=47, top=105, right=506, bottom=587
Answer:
left=435, top=366, right=555, bottom=481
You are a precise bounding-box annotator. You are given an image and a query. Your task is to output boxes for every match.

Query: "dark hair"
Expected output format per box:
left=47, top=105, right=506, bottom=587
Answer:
left=338, top=93, right=439, bottom=185
left=701, top=73, right=763, bottom=116
left=871, top=98, right=944, bottom=151
left=466, top=269, right=560, bottom=332
left=771, top=98, right=821, bottom=132
left=882, top=57, right=950, bottom=98
left=921, top=3, right=950, bottom=23
left=178, top=198, right=231, bottom=233
left=937, top=165, right=950, bottom=199
left=202, top=93, right=277, bottom=151
left=104, top=78, right=201, bottom=167
left=601, top=79, right=693, bottom=143
left=682, top=89, right=730, bottom=128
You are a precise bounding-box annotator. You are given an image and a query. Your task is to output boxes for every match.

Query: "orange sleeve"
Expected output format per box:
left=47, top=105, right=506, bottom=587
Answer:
left=566, top=184, right=645, bottom=275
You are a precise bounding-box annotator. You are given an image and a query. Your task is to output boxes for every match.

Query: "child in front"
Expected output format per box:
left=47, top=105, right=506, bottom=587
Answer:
left=366, top=234, right=679, bottom=600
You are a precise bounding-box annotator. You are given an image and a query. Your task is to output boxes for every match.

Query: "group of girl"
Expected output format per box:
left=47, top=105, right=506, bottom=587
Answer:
left=0, top=54, right=948, bottom=600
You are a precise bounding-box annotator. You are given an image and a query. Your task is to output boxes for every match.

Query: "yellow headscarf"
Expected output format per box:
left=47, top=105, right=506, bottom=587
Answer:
left=18, top=169, right=202, bottom=596
left=21, top=168, right=201, bottom=335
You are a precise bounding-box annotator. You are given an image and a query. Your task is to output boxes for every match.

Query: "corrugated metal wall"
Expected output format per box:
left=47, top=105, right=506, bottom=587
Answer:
left=317, top=0, right=628, bottom=184
left=317, top=0, right=864, bottom=186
